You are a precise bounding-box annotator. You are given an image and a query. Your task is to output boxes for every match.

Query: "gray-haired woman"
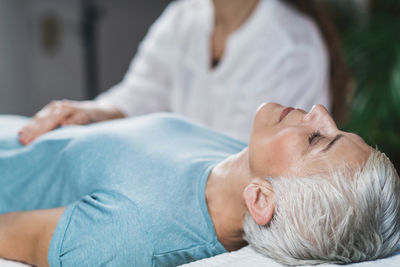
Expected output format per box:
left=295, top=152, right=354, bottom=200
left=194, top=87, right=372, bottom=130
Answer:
left=0, top=103, right=398, bottom=266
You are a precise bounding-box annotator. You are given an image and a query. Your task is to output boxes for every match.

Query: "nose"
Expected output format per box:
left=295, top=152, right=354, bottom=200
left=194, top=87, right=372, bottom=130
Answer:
left=302, top=104, right=338, bottom=134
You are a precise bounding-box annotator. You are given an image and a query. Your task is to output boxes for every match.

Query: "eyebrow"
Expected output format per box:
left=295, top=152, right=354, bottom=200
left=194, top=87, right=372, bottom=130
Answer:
left=322, top=134, right=343, bottom=153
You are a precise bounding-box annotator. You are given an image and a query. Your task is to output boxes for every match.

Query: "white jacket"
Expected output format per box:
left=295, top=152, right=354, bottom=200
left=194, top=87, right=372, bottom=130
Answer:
left=96, top=0, right=329, bottom=143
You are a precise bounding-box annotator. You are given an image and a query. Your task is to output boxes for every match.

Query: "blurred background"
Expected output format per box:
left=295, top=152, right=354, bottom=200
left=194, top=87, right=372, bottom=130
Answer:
left=0, top=0, right=399, bottom=169
left=327, top=0, right=400, bottom=170
left=0, top=0, right=170, bottom=115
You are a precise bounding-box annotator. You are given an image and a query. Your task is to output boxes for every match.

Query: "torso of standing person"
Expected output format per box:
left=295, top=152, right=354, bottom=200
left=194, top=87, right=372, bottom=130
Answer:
left=96, top=0, right=330, bottom=143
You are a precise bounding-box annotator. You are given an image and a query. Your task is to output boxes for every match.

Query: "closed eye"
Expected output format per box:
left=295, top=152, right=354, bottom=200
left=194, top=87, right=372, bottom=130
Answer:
left=308, top=131, right=322, bottom=145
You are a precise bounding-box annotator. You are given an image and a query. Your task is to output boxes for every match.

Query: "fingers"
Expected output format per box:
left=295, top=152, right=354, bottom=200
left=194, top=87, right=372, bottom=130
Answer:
left=18, top=100, right=106, bottom=145
left=18, top=100, right=74, bottom=145
left=61, top=111, right=91, bottom=126
left=18, top=122, right=42, bottom=145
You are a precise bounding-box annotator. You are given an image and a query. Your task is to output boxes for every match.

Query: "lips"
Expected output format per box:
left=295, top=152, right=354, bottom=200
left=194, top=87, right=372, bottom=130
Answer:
left=279, top=107, right=294, bottom=122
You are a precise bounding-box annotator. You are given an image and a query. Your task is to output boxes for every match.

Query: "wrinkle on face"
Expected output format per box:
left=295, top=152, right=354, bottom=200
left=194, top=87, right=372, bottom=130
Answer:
left=248, top=103, right=373, bottom=179
left=296, top=134, right=373, bottom=178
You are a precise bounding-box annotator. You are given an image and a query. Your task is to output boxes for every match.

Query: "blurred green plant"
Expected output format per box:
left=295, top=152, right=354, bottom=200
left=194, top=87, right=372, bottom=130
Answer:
left=329, top=0, right=400, bottom=170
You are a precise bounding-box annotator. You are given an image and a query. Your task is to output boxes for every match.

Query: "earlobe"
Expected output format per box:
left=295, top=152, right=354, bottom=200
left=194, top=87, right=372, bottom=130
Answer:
left=243, top=181, right=275, bottom=226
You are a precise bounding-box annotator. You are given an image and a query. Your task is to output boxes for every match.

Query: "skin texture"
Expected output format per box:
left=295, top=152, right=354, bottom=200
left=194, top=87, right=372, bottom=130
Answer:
left=248, top=103, right=372, bottom=177
left=18, top=100, right=125, bottom=145
left=206, top=102, right=373, bottom=251
left=211, top=0, right=259, bottom=65
left=0, top=208, right=65, bottom=267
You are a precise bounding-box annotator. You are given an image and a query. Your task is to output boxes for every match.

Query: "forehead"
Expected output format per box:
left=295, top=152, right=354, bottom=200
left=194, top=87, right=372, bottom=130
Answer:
left=300, top=134, right=372, bottom=176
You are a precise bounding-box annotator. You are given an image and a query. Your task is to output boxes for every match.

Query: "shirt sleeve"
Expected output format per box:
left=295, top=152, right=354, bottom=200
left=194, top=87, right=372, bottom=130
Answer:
left=48, top=190, right=152, bottom=266
left=95, top=2, right=181, bottom=117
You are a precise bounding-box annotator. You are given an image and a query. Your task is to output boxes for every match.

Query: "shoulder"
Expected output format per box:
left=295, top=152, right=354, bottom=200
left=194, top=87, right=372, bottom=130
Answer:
left=141, top=0, right=211, bottom=54
left=252, top=0, right=326, bottom=58
left=137, top=113, right=247, bottom=149
left=167, top=0, right=210, bottom=18
left=245, top=0, right=328, bottom=80
left=270, top=0, right=326, bottom=52
left=151, top=0, right=210, bottom=34
left=48, top=189, right=153, bottom=266
left=169, top=0, right=208, bottom=12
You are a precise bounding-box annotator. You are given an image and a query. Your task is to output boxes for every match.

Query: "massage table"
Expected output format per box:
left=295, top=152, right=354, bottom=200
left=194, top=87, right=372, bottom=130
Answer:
left=2, top=244, right=400, bottom=266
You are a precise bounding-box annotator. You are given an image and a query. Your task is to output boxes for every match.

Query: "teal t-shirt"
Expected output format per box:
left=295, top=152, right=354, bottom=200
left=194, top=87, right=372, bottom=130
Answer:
left=0, top=113, right=246, bottom=266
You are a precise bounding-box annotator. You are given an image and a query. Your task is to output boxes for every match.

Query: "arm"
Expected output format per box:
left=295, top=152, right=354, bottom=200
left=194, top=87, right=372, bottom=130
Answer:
left=94, top=1, right=181, bottom=116
left=19, top=2, right=181, bottom=146
left=0, top=207, right=65, bottom=267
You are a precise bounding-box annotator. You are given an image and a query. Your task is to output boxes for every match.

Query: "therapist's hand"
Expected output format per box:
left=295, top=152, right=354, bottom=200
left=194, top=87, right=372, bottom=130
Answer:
left=18, top=100, right=125, bottom=145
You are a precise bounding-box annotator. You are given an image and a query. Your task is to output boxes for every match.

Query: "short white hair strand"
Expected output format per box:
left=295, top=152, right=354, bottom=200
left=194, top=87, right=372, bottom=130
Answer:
left=243, top=151, right=400, bottom=265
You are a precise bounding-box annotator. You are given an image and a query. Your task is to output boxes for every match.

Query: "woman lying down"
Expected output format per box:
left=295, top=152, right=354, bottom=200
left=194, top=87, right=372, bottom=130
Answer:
left=0, top=103, right=399, bottom=267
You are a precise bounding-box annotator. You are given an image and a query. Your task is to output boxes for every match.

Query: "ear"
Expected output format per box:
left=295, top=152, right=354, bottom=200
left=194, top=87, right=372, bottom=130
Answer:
left=243, top=179, right=275, bottom=226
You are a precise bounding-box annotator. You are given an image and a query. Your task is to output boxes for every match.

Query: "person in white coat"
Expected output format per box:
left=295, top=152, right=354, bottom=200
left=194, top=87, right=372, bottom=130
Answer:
left=19, top=0, right=349, bottom=145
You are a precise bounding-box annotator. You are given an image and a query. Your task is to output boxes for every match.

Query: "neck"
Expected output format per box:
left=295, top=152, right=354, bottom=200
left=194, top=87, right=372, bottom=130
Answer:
left=212, top=0, right=260, bottom=33
left=205, top=148, right=253, bottom=251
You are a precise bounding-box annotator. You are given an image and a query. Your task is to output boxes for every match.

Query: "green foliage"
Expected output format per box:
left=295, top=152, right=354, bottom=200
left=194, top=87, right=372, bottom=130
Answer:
left=330, top=0, right=400, bottom=168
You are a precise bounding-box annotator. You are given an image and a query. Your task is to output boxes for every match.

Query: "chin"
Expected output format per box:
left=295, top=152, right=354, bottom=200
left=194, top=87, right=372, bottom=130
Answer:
left=253, top=103, right=284, bottom=126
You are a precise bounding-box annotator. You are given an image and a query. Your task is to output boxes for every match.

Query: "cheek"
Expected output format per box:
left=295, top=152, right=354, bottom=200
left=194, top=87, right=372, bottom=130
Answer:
left=266, top=137, right=299, bottom=176
left=250, top=129, right=302, bottom=177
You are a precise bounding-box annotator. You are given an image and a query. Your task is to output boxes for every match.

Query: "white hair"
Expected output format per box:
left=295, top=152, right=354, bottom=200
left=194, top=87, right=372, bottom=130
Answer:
left=243, top=151, right=400, bottom=265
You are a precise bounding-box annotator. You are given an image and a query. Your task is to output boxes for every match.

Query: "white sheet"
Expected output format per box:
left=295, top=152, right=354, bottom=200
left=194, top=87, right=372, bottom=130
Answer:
left=180, top=245, right=400, bottom=267
left=2, top=245, right=400, bottom=266
left=0, top=259, right=30, bottom=267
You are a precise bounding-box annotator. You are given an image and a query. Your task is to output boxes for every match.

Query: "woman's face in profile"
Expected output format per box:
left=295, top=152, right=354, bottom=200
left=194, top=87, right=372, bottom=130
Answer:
left=248, top=103, right=373, bottom=177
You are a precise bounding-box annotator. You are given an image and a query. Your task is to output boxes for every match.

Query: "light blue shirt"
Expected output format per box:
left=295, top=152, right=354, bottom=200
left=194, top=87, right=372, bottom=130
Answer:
left=0, top=113, right=246, bottom=266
